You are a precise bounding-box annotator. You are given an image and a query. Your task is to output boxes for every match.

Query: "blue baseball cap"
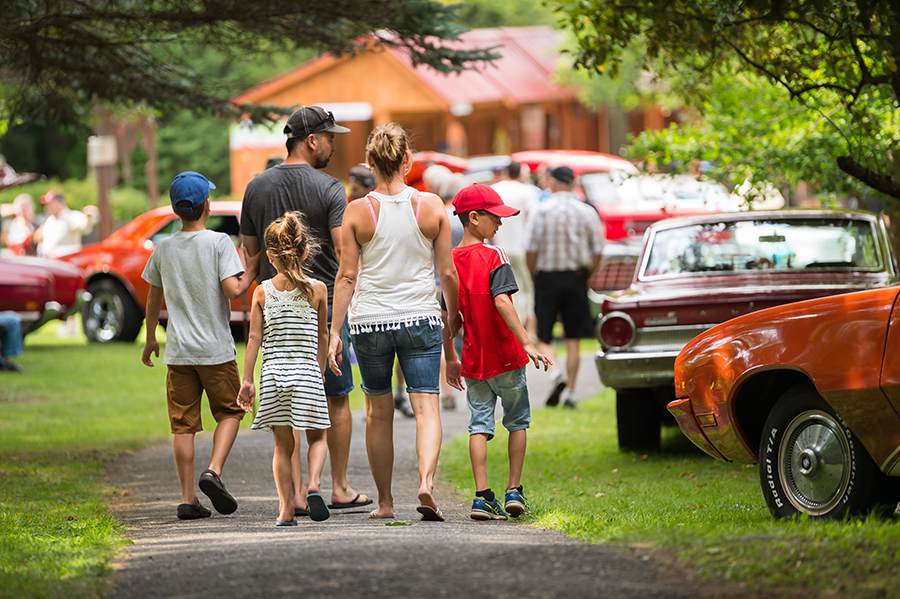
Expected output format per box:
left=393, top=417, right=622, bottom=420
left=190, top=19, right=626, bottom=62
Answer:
left=169, top=171, right=215, bottom=212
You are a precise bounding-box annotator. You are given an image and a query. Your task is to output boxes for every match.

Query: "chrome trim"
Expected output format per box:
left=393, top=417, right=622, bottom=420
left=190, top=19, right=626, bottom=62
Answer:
left=631, top=324, right=714, bottom=351
left=595, top=349, right=678, bottom=388
left=24, top=301, right=63, bottom=334
left=64, top=290, right=90, bottom=319
left=596, top=311, right=636, bottom=350
left=594, top=324, right=715, bottom=388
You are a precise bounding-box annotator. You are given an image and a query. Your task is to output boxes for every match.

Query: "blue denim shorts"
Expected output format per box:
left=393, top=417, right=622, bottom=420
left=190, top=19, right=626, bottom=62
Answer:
left=465, top=366, right=531, bottom=440
left=324, top=311, right=355, bottom=398
left=351, top=320, right=442, bottom=396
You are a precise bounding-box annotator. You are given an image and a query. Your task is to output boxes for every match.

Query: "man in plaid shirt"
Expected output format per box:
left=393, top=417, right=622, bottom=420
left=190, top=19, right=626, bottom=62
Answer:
left=524, top=166, right=604, bottom=409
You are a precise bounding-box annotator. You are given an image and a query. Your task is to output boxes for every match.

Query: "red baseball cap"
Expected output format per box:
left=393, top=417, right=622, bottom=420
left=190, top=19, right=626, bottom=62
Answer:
left=452, top=183, right=520, bottom=218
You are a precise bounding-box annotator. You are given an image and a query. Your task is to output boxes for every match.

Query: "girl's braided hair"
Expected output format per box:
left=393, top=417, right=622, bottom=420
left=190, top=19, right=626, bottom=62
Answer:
left=263, top=211, right=320, bottom=301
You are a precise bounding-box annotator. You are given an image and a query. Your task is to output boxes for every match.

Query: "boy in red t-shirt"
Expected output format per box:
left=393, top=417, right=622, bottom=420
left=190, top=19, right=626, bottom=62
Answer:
left=444, top=183, right=553, bottom=520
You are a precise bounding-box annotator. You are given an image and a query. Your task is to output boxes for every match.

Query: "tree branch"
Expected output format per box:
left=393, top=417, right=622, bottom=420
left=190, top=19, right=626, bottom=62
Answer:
left=837, top=156, right=900, bottom=200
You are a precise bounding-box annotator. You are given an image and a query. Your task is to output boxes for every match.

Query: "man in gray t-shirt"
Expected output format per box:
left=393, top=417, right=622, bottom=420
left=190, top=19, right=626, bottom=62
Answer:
left=240, top=105, right=372, bottom=513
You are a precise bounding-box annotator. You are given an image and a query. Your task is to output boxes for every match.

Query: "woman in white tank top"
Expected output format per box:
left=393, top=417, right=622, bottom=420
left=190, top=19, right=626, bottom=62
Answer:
left=328, top=123, right=460, bottom=521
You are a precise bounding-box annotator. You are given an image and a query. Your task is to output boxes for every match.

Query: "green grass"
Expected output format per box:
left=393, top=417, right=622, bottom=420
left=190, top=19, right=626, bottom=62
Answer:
left=9, top=325, right=900, bottom=599
left=439, top=387, right=900, bottom=598
left=0, top=319, right=364, bottom=599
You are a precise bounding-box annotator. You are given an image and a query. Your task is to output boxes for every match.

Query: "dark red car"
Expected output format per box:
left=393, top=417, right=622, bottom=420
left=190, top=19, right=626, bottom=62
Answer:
left=595, top=209, right=897, bottom=452
left=59, top=201, right=251, bottom=343
left=0, top=255, right=89, bottom=335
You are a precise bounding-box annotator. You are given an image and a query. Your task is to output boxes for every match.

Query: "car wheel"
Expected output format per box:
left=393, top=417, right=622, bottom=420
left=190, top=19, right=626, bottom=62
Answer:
left=616, top=388, right=661, bottom=451
left=83, top=279, right=142, bottom=343
left=759, top=384, right=889, bottom=519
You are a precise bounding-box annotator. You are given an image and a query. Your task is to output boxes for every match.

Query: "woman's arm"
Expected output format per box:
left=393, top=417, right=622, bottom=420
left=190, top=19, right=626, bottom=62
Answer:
left=430, top=198, right=461, bottom=337
left=328, top=201, right=363, bottom=376
left=237, top=285, right=265, bottom=412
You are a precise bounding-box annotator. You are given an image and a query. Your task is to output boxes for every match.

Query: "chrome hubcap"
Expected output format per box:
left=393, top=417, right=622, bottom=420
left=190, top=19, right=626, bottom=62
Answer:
left=779, top=410, right=851, bottom=515
left=85, top=291, right=123, bottom=342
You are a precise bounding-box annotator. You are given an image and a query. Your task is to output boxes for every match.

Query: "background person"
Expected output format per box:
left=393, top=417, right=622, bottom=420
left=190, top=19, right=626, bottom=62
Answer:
left=328, top=122, right=459, bottom=521
left=348, top=164, right=376, bottom=201
left=490, top=161, right=539, bottom=339
left=0, top=311, right=24, bottom=373
left=435, top=172, right=467, bottom=410
left=3, top=194, right=37, bottom=255
left=241, top=105, right=371, bottom=513
left=33, top=190, right=98, bottom=258
left=524, top=166, right=604, bottom=409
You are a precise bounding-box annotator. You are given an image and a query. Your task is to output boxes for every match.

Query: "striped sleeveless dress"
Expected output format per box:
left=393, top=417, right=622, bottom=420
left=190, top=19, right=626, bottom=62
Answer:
left=250, top=279, right=330, bottom=431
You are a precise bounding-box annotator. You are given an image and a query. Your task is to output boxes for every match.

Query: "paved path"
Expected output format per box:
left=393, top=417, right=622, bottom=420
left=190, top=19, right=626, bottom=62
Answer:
left=105, top=354, right=717, bottom=599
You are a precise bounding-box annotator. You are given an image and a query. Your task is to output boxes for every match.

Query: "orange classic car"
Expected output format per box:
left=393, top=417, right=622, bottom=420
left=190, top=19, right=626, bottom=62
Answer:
left=59, top=201, right=251, bottom=343
left=671, top=285, right=900, bottom=519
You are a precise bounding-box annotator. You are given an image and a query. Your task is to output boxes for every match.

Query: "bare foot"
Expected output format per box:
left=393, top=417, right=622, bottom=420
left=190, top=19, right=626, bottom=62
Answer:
left=369, top=506, right=394, bottom=518
left=331, top=489, right=370, bottom=506
left=417, top=489, right=438, bottom=513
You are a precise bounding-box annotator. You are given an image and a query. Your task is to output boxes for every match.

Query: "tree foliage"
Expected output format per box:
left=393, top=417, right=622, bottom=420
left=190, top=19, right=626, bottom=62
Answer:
left=554, top=0, right=900, bottom=200
left=0, top=0, right=497, bottom=127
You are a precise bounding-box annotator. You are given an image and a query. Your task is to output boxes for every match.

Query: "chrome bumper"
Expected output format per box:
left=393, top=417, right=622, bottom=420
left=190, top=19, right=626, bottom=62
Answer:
left=594, top=349, right=678, bottom=389
left=24, top=290, right=90, bottom=335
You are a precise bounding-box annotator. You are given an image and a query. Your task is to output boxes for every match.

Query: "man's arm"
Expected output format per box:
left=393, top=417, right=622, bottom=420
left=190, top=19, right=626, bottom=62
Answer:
left=526, top=252, right=537, bottom=279
left=330, top=226, right=342, bottom=264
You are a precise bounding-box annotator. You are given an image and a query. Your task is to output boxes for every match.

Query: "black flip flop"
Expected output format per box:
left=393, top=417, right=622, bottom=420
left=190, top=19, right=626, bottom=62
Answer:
left=177, top=503, right=211, bottom=520
left=307, top=492, right=330, bottom=522
left=294, top=507, right=310, bottom=518
left=198, top=469, right=238, bottom=515
left=328, top=493, right=373, bottom=509
left=416, top=505, right=445, bottom=521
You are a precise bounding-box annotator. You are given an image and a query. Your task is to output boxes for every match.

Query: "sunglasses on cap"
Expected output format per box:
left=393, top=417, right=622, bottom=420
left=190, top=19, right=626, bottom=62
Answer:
left=286, top=108, right=342, bottom=139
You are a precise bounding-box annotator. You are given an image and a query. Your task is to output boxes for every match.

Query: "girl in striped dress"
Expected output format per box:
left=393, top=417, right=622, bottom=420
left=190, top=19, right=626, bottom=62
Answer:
left=238, top=211, right=331, bottom=526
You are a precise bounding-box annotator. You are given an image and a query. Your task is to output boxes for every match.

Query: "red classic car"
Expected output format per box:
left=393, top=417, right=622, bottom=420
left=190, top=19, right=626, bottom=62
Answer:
left=58, top=202, right=251, bottom=343
left=595, top=209, right=897, bottom=452
left=671, top=285, right=900, bottom=519
left=0, top=255, right=89, bottom=334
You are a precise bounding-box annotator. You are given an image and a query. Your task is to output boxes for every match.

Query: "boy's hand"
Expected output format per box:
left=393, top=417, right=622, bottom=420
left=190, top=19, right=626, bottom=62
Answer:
left=524, top=345, right=553, bottom=371
left=237, top=381, right=255, bottom=413
left=445, top=357, right=465, bottom=391
left=141, top=340, right=159, bottom=367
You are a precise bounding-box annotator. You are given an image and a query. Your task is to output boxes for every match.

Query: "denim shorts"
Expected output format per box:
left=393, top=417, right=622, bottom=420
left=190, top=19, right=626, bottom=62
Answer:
left=351, top=320, right=442, bottom=396
left=465, top=366, right=531, bottom=440
left=325, top=310, right=355, bottom=398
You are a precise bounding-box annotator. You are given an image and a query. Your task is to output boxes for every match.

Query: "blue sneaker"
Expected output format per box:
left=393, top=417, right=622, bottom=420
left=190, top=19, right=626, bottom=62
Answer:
left=504, top=488, right=529, bottom=518
left=470, top=497, right=507, bottom=520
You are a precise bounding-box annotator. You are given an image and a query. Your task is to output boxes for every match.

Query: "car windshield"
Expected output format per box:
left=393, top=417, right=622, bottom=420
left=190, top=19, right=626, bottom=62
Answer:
left=582, top=173, right=738, bottom=210
left=643, top=217, right=882, bottom=276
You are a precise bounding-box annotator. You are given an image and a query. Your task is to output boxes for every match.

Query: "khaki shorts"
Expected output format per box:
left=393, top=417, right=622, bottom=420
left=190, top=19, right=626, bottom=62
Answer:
left=166, top=361, right=244, bottom=434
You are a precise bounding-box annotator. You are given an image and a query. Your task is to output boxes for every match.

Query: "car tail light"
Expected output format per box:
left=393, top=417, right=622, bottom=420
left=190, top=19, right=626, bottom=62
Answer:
left=598, top=311, right=636, bottom=349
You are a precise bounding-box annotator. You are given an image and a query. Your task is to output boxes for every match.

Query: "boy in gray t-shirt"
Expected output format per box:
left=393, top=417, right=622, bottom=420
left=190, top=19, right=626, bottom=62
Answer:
left=141, top=171, right=258, bottom=520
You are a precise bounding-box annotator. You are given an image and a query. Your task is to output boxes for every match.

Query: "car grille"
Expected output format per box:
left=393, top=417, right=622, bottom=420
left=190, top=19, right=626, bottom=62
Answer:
left=591, top=255, right=639, bottom=292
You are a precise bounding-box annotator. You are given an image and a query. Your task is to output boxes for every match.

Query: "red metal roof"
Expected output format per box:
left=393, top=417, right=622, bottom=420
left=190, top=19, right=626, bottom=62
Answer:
left=232, top=26, right=574, bottom=111
left=383, top=26, right=573, bottom=107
